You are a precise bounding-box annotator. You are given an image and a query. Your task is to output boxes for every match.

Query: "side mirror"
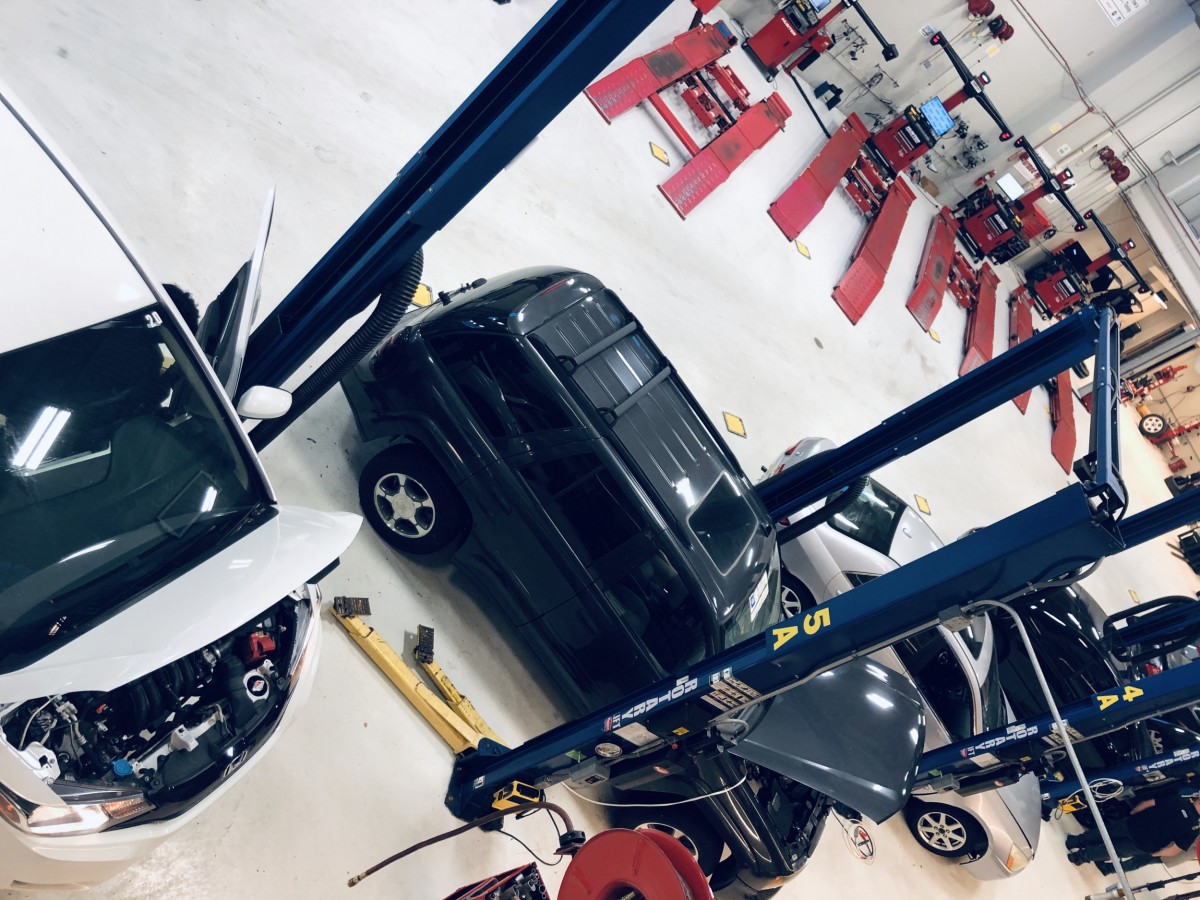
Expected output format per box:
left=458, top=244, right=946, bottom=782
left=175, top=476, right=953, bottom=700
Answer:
left=236, top=385, right=292, bottom=420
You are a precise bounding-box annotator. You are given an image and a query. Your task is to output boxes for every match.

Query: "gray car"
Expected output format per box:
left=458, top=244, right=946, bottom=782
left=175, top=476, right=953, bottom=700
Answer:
left=761, top=437, right=1041, bottom=878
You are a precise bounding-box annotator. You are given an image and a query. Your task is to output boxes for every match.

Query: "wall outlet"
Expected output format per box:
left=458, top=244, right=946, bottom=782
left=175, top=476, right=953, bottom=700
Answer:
left=920, top=24, right=935, bottom=37
left=1057, top=143, right=1072, bottom=157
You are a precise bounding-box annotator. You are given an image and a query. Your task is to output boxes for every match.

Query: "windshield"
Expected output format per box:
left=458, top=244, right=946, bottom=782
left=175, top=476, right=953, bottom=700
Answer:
left=0, top=308, right=269, bottom=671
left=828, top=479, right=907, bottom=557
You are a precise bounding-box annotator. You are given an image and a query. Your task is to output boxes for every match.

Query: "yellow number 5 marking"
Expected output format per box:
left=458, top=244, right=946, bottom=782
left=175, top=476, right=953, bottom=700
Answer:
left=804, top=608, right=831, bottom=635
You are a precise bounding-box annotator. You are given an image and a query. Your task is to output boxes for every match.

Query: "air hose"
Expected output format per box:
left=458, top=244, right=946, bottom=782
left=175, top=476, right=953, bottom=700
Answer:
left=250, top=248, right=424, bottom=449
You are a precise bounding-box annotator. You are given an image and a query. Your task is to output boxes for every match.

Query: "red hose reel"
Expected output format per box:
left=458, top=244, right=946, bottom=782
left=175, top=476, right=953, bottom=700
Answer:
left=559, top=829, right=713, bottom=900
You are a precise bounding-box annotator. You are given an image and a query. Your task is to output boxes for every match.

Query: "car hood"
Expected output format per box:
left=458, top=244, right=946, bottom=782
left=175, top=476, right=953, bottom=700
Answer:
left=0, top=505, right=360, bottom=702
left=729, top=657, right=925, bottom=823
left=890, top=507, right=943, bottom=566
left=997, top=773, right=1043, bottom=855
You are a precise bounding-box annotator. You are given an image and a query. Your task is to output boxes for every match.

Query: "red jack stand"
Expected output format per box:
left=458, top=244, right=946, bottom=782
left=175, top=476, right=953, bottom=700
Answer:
left=659, top=93, right=792, bottom=218
left=767, top=113, right=871, bottom=240
left=1008, top=286, right=1034, bottom=413
left=831, top=177, right=916, bottom=324
left=905, top=206, right=959, bottom=331
left=1048, top=370, right=1077, bottom=474
left=959, top=262, right=1000, bottom=376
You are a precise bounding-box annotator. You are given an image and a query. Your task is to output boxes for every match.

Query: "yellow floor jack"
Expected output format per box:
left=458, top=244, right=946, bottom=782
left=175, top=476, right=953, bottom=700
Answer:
left=329, top=597, right=714, bottom=899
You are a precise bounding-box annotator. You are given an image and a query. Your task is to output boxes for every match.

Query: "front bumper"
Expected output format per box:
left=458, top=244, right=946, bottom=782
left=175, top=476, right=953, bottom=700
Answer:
left=0, top=601, right=323, bottom=891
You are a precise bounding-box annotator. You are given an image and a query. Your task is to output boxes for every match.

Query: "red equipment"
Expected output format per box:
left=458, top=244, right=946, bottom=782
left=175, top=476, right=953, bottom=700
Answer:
left=905, top=206, right=959, bottom=331
left=444, top=863, right=547, bottom=899
left=584, top=23, right=737, bottom=123
left=659, top=93, right=792, bottom=218
left=947, top=251, right=980, bottom=310
left=1124, top=365, right=1188, bottom=402
left=584, top=23, right=791, bottom=219
left=768, top=113, right=872, bottom=239
left=1049, top=369, right=1077, bottom=473
left=959, top=262, right=1001, bottom=376
left=1008, top=286, right=1035, bottom=413
left=743, top=0, right=897, bottom=76
left=1098, top=145, right=1132, bottom=184
left=865, top=32, right=1013, bottom=177
left=954, top=136, right=1088, bottom=264
left=558, top=829, right=713, bottom=900
left=832, top=177, right=916, bottom=323
left=1024, top=208, right=1153, bottom=319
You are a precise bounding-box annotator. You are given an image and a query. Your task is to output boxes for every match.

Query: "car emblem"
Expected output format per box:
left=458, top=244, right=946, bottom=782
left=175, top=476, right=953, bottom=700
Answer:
left=222, top=750, right=249, bottom=779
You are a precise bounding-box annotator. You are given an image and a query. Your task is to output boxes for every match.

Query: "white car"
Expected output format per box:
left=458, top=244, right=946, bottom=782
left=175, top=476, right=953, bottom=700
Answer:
left=0, top=87, right=359, bottom=889
left=762, top=437, right=1041, bottom=878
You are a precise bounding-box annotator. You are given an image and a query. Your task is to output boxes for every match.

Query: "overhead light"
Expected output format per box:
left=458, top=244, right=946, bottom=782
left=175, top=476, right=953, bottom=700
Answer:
left=11, top=407, right=71, bottom=470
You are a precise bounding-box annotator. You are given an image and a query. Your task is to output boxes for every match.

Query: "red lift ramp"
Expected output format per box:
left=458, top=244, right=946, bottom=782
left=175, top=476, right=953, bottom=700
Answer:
left=958, top=262, right=1000, bottom=376
left=1009, top=286, right=1034, bottom=414
left=659, top=93, right=791, bottom=218
left=1049, top=369, right=1077, bottom=474
left=584, top=23, right=737, bottom=123
left=831, top=176, right=915, bottom=324
left=905, top=206, right=959, bottom=331
left=768, top=113, right=871, bottom=241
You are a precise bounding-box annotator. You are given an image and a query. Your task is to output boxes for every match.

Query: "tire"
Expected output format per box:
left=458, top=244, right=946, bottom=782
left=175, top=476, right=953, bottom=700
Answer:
left=358, top=446, right=468, bottom=555
left=1139, top=413, right=1168, bottom=437
left=615, top=804, right=724, bottom=876
left=1043, top=227, right=1058, bottom=240
left=780, top=571, right=816, bottom=619
left=906, top=801, right=985, bottom=859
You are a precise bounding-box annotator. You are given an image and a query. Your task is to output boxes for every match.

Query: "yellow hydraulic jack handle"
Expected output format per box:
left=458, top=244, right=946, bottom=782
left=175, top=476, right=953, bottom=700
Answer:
left=330, top=598, right=503, bottom=755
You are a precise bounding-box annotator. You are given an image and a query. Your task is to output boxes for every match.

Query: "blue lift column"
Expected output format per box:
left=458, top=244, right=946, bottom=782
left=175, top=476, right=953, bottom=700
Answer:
left=239, top=0, right=673, bottom=395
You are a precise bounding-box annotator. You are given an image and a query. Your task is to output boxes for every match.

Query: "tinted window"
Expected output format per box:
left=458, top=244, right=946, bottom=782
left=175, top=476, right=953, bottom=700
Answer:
left=895, top=629, right=973, bottom=742
left=828, top=480, right=906, bottom=556
left=689, top=474, right=759, bottom=572
left=603, top=551, right=706, bottom=673
left=428, top=333, right=573, bottom=439
left=517, top=451, right=643, bottom=568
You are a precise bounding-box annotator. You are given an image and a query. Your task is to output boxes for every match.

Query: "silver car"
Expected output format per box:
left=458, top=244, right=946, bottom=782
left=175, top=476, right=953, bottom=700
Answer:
left=762, top=437, right=1041, bottom=878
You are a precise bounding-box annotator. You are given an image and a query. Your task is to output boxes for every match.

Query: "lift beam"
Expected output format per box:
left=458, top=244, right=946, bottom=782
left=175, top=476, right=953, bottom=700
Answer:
left=442, top=302, right=1186, bottom=821
left=238, top=0, right=674, bottom=395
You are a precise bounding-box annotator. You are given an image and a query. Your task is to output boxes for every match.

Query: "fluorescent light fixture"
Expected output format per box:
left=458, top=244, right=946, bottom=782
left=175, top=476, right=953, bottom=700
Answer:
left=996, top=172, right=1025, bottom=201
left=12, top=407, right=70, bottom=470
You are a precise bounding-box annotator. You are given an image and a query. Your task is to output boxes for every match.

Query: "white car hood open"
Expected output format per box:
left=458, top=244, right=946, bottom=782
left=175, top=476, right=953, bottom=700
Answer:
left=0, top=505, right=360, bottom=703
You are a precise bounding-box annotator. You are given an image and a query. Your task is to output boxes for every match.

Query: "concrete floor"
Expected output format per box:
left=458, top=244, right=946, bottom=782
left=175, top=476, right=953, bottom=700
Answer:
left=3, top=0, right=1200, bottom=896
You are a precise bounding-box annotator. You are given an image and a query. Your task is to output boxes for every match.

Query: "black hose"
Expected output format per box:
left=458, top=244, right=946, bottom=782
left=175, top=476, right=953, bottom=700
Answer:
left=250, top=249, right=424, bottom=449
left=788, top=70, right=832, bottom=139
left=775, top=474, right=869, bottom=545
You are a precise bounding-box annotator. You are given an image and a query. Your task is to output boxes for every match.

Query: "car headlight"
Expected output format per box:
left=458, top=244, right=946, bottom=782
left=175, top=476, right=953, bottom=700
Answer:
left=1005, top=842, right=1031, bottom=873
left=0, top=781, right=153, bottom=836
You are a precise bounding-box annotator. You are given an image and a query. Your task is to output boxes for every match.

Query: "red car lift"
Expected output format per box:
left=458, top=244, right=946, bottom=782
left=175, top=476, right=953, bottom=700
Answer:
left=1049, top=369, right=1077, bottom=473
left=955, top=136, right=1088, bottom=264
left=1025, top=208, right=1153, bottom=319
left=831, top=176, right=916, bottom=323
left=905, top=206, right=959, bottom=331
left=947, top=251, right=980, bottom=311
left=659, top=93, right=792, bottom=218
left=959, top=262, right=1000, bottom=376
left=743, top=0, right=897, bottom=77
left=767, top=113, right=872, bottom=240
left=583, top=22, right=737, bottom=123
left=866, top=32, right=1013, bottom=178
left=1009, top=286, right=1034, bottom=413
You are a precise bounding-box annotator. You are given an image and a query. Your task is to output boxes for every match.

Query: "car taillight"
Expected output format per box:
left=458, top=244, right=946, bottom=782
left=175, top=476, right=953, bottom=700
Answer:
left=773, top=464, right=786, bottom=475
left=1144, top=663, right=1163, bottom=676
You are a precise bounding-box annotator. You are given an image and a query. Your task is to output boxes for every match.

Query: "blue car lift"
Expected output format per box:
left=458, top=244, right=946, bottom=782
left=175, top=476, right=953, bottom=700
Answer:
left=232, top=0, right=1200, bottom=847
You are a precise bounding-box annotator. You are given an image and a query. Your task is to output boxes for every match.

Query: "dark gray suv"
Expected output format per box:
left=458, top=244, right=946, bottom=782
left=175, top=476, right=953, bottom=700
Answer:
left=341, top=268, right=924, bottom=897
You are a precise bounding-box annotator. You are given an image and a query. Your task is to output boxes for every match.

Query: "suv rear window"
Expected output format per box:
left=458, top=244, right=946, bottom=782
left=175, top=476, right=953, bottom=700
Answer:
left=689, top=474, right=759, bottom=572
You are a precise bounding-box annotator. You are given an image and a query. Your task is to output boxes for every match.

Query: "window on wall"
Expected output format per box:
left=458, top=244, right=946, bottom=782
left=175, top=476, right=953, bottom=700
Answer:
left=428, top=333, right=574, bottom=440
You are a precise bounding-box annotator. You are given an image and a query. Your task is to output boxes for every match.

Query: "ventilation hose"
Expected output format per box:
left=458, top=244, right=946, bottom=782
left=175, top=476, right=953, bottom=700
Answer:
left=775, top=474, right=869, bottom=545
left=250, top=248, right=424, bottom=449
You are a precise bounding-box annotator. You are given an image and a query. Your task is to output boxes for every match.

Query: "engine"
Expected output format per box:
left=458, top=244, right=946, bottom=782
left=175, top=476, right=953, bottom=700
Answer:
left=1, top=598, right=301, bottom=806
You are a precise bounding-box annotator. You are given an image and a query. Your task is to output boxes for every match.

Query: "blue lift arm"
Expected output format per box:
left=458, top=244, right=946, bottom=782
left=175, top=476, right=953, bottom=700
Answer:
left=445, top=303, right=1200, bottom=821
left=239, top=0, right=674, bottom=394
